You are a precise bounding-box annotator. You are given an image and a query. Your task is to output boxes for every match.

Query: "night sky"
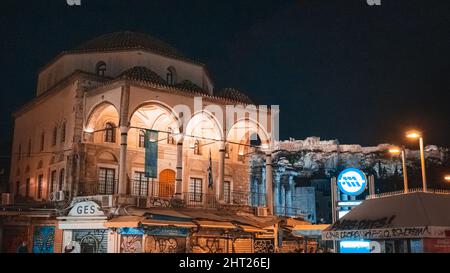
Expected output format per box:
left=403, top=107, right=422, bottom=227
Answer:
left=0, top=0, right=449, bottom=156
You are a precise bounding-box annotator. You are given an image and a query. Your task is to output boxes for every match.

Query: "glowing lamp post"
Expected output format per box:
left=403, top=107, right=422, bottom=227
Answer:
left=389, top=147, right=408, bottom=193
left=406, top=130, right=427, bottom=192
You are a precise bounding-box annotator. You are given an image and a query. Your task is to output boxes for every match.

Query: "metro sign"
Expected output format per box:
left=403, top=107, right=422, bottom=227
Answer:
left=337, top=168, right=367, bottom=196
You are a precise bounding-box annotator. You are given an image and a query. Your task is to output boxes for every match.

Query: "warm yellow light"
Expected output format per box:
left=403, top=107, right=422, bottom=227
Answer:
left=84, top=127, right=94, bottom=133
left=406, top=130, right=422, bottom=139
left=389, top=148, right=401, bottom=155
left=445, top=175, right=450, bottom=182
left=238, top=151, right=244, bottom=156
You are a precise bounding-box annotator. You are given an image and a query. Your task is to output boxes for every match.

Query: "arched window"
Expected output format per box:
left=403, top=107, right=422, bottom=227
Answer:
left=167, top=128, right=175, bottom=145
left=61, top=122, right=66, bottom=143
left=104, top=123, right=116, bottom=143
left=40, top=132, right=45, bottom=151
left=138, top=130, right=146, bottom=148
left=59, top=168, right=65, bottom=191
left=52, top=126, right=58, bottom=146
left=194, top=140, right=201, bottom=155
left=96, top=61, right=107, bottom=76
left=166, top=66, right=177, bottom=84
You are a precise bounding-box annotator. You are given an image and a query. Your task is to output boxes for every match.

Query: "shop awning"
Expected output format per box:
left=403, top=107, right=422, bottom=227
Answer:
left=195, top=220, right=236, bottom=229
left=104, top=216, right=144, bottom=228
left=292, top=224, right=330, bottom=237
left=238, top=224, right=268, bottom=233
left=322, top=192, right=450, bottom=241
left=141, top=218, right=196, bottom=228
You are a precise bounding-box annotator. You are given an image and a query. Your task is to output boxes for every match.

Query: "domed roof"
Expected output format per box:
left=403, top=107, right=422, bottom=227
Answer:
left=66, top=31, right=198, bottom=64
left=218, top=88, right=254, bottom=104
left=114, top=66, right=208, bottom=94
left=118, top=66, right=166, bottom=85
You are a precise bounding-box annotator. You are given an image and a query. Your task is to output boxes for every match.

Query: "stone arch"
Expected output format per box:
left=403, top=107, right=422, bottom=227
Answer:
left=226, top=118, right=270, bottom=158
left=85, top=101, right=120, bottom=132
left=128, top=101, right=181, bottom=148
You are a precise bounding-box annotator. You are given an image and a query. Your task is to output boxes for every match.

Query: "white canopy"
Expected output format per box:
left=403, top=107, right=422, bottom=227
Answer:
left=322, top=192, right=450, bottom=241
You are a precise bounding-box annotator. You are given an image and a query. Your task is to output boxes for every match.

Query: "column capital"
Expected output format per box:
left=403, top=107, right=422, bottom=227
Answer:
left=119, top=125, right=130, bottom=133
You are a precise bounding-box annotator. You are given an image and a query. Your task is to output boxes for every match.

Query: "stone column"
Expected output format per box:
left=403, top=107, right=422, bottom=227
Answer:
left=118, top=85, right=130, bottom=195
left=281, top=183, right=286, bottom=216
left=118, top=125, right=129, bottom=195
left=175, top=140, right=183, bottom=198
left=218, top=141, right=225, bottom=202
left=273, top=171, right=282, bottom=215
left=261, top=167, right=266, bottom=206
left=265, top=153, right=273, bottom=215
left=287, top=173, right=295, bottom=216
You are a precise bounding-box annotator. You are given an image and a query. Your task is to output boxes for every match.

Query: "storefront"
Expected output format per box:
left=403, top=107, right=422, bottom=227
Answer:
left=322, top=192, right=450, bottom=253
left=57, top=200, right=109, bottom=253
left=0, top=209, right=62, bottom=253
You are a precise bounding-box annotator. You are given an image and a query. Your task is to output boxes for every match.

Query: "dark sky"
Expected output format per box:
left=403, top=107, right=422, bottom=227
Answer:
left=0, top=0, right=449, bottom=152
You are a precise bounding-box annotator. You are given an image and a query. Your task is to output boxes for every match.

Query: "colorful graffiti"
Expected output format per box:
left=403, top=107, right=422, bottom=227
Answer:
left=253, top=239, right=274, bottom=253
left=33, top=226, right=55, bottom=253
left=145, top=236, right=186, bottom=253
left=121, top=235, right=143, bottom=253
left=72, top=229, right=107, bottom=253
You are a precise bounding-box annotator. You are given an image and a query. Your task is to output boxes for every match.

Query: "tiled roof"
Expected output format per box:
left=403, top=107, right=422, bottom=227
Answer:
left=118, top=66, right=166, bottom=85
left=66, top=31, right=202, bottom=65
left=174, top=80, right=208, bottom=95
left=115, top=66, right=208, bottom=95
left=217, top=88, right=254, bottom=104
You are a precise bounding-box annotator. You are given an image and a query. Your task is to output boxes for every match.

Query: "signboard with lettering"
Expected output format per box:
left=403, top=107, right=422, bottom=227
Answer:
left=337, top=168, right=367, bottom=196
left=68, top=201, right=105, bottom=217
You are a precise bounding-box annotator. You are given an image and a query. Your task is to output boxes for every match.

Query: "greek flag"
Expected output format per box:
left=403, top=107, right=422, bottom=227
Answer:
left=145, top=129, right=158, bottom=178
left=208, top=149, right=213, bottom=189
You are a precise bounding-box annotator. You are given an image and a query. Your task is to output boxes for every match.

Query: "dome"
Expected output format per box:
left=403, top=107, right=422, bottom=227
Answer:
left=66, top=31, right=196, bottom=63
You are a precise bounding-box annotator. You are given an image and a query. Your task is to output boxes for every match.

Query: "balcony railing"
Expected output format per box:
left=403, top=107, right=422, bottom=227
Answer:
left=77, top=180, right=268, bottom=210
left=182, top=192, right=220, bottom=208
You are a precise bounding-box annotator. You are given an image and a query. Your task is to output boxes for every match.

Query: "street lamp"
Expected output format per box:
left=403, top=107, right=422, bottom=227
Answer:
left=445, top=175, right=450, bottom=182
left=406, top=130, right=427, bottom=192
left=389, top=147, right=409, bottom=193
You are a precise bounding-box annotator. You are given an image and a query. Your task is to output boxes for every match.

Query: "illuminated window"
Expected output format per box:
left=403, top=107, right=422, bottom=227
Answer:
left=138, top=130, right=146, bottom=148
left=96, top=61, right=107, bottom=76
left=133, top=172, right=149, bottom=197
left=194, top=140, right=201, bottom=155
left=189, top=178, right=203, bottom=202
left=167, top=128, right=175, bottom=145
left=37, top=175, right=43, bottom=199
left=104, top=123, right=116, bottom=143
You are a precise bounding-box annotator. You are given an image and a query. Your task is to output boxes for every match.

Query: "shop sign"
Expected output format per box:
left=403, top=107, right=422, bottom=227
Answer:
left=68, top=201, right=104, bottom=217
